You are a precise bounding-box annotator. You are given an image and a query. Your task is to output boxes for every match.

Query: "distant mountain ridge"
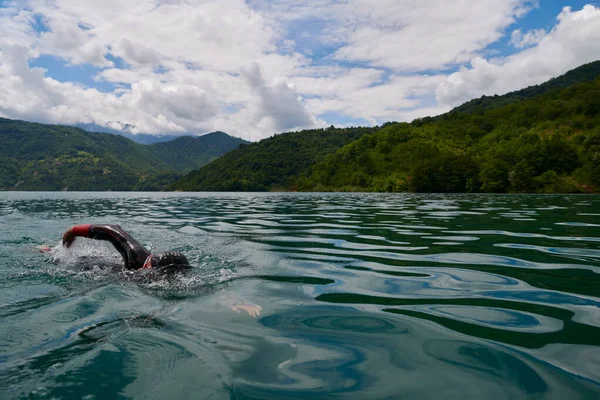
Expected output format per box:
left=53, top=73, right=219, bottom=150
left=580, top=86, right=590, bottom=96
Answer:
left=2, top=60, right=599, bottom=193
left=170, top=126, right=378, bottom=191
left=173, top=60, right=600, bottom=193
left=0, top=118, right=247, bottom=190
left=74, top=123, right=187, bottom=144
left=150, top=131, right=248, bottom=173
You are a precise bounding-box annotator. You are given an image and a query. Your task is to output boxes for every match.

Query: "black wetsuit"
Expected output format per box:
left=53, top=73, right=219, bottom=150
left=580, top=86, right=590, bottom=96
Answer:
left=72, top=224, right=189, bottom=271
left=79, top=224, right=150, bottom=270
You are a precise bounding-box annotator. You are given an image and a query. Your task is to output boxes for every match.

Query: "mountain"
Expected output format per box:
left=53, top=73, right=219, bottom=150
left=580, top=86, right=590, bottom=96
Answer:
left=450, top=60, right=600, bottom=115
left=150, top=132, right=249, bottom=174
left=170, top=126, right=378, bottom=191
left=297, top=74, right=600, bottom=193
left=0, top=119, right=247, bottom=191
left=4, top=61, right=599, bottom=193
left=173, top=60, right=600, bottom=194
left=74, top=123, right=184, bottom=144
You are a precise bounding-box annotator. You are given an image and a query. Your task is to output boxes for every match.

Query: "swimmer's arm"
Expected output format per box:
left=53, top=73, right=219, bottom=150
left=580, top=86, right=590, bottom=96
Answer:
left=63, top=224, right=125, bottom=248
left=62, top=224, right=92, bottom=248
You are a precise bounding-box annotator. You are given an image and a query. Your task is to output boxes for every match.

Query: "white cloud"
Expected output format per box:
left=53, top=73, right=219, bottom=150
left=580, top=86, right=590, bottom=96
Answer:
left=38, top=19, right=112, bottom=67
left=302, top=72, right=448, bottom=123
left=333, top=0, right=538, bottom=71
left=510, top=28, right=547, bottom=49
left=0, top=1, right=598, bottom=140
left=292, top=67, right=384, bottom=98
left=254, top=0, right=539, bottom=71
left=242, top=62, right=317, bottom=132
left=437, top=5, right=600, bottom=107
left=133, top=80, right=219, bottom=126
left=116, top=39, right=161, bottom=66
left=0, top=45, right=210, bottom=133
left=0, top=0, right=312, bottom=139
left=0, top=8, right=37, bottom=50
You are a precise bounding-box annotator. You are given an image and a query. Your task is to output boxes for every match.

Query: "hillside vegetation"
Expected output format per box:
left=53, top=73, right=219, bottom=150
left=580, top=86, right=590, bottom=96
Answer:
left=453, top=60, right=600, bottom=114
left=171, top=126, right=377, bottom=191
left=174, top=60, right=600, bottom=194
left=0, top=119, right=246, bottom=191
left=3, top=61, right=599, bottom=193
left=150, top=132, right=245, bottom=174
left=297, top=77, right=600, bottom=193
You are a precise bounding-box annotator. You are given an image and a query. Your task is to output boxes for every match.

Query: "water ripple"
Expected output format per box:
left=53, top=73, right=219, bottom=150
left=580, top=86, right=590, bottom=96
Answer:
left=0, top=192, right=599, bottom=398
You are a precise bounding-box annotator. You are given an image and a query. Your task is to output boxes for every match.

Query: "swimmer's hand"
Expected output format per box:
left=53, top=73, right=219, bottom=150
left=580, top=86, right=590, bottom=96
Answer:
left=231, top=304, right=262, bottom=318
left=62, top=228, right=75, bottom=248
left=36, top=245, right=52, bottom=253
left=218, top=291, right=262, bottom=318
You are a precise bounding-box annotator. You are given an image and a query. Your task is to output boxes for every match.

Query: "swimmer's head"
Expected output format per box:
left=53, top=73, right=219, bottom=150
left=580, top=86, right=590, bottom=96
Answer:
left=147, top=251, right=190, bottom=273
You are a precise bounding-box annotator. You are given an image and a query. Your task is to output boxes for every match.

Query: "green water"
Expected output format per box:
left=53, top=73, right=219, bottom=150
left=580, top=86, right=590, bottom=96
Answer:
left=1, top=192, right=599, bottom=399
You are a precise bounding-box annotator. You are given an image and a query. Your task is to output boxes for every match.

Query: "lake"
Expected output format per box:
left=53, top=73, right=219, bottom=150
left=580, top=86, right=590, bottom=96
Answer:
left=1, top=192, right=599, bottom=399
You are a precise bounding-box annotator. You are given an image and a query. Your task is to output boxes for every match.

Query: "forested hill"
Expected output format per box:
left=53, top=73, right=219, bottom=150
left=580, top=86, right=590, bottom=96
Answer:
left=0, top=119, right=246, bottom=191
left=171, top=61, right=600, bottom=194
left=297, top=75, right=600, bottom=193
left=170, top=126, right=378, bottom=191
left=150, top=132, right=248, bottom=174
left=3, top=61, right=599, bottom=193
left=452, top=60, right=600, bottom=114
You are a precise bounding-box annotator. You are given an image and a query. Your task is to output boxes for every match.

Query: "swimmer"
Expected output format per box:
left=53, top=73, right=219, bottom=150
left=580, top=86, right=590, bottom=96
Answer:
left=58, top=224, right=261, bottom=317
left=62, top=224, right=190, bottom=273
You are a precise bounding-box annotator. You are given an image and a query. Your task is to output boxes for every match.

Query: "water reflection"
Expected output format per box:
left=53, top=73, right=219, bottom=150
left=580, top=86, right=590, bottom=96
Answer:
left=232, top=306, right=599, bottom=399
left=423, top=340, right=548, bottom=395
left=0, top=192, right=599, bottom=399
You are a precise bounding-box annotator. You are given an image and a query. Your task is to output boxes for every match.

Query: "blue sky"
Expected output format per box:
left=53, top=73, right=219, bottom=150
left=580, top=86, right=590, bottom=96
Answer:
left=486, top=1, right=593, bottom=56
left=29, top=55, right=120, bottom=92
left=0, top=0, right=599, bottom=140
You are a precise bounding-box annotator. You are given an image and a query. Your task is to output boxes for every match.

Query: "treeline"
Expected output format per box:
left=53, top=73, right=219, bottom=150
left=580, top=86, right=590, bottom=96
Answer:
left=454, top=60, right=600, bottom=114
left=172, top=60, right=600, bottom=194
left=3, top=60, right=600, bottom=193
left=0, top=119, right=246, bottom=191
left=170, top=126, right=378, bottom=191
left=297, top=77, right=600, bottom=193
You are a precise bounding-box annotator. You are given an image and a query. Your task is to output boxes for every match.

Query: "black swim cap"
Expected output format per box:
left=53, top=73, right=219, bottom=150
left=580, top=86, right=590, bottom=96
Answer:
left=150, top=251, right=190, bottom=273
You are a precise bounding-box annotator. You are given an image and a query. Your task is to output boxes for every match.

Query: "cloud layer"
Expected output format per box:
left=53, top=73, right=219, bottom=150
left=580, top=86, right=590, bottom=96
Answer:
left=0, top=1, right=598, bottom=140
left=437, top=5, right=600, bottom=107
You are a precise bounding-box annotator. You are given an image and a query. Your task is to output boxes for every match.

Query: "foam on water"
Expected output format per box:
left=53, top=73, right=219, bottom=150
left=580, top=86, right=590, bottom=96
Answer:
left=46, top=240, right=239, bottom=294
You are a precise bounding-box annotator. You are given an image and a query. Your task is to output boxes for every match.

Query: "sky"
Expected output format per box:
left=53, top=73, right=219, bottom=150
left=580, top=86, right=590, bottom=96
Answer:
left=0, top=0, right=599, bottom=141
